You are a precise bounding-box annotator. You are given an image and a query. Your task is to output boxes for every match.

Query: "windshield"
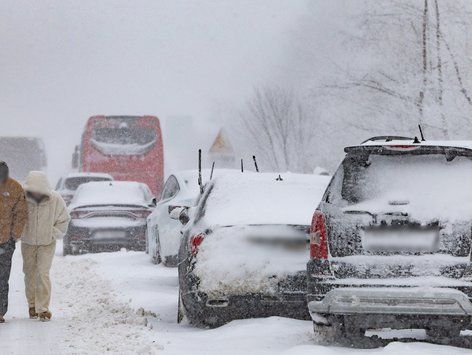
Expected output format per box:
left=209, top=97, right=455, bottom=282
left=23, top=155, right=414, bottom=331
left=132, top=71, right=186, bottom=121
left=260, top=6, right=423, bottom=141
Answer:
left=328, top=153, right=472, bottom=222
left=91, top=118, right=157, bottom=155
left=64, top=176, right=111, bottom=191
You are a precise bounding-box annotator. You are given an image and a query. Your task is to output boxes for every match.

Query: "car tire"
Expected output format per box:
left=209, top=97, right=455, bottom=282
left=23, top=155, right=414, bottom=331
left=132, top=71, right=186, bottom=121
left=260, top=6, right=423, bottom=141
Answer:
left=152, top=235, right=162, bottom=264
left=313, top=322, right=341, bottom=345
left=177, top=289, right=185, bottom=323
left=313, top=318, right=366, bottom=347
left=426, top=327, right=461, bottom=339
left=63, top=242, right=71, bottom=256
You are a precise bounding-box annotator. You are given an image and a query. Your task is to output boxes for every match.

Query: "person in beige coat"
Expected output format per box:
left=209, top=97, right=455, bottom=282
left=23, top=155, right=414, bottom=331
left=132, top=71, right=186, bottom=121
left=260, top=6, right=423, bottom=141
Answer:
left=22, top=171, right=70, bottom=321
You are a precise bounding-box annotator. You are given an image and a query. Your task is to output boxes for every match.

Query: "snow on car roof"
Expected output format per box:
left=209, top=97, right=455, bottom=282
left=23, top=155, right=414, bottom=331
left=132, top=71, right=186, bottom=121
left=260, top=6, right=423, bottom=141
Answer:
left=175, top=168, right=241, bottom=196
left=359, top=139, right=472, bottom=150
left=69, top=181, right=148, bottom=209
left=65, top=172, right=114, bottom=179
left=203, top=172, right=331, bottom=226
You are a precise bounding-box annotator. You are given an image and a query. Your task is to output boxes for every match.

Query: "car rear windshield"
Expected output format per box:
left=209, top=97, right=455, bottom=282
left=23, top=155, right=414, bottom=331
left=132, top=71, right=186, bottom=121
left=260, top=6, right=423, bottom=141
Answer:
left=64, top=176, right=111, bottom=191
left=200, top=173, right=329, bottom=226
left=327, top=149, right=472, bottom=222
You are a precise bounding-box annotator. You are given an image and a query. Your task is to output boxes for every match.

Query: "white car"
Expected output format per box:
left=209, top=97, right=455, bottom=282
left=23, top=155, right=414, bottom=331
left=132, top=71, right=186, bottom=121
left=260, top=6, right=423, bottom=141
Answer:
left=147, top=169, right=228, bottom=266
left=64, top=181, right=154, bottom=255
left=56, top=172, right=113, bottom=205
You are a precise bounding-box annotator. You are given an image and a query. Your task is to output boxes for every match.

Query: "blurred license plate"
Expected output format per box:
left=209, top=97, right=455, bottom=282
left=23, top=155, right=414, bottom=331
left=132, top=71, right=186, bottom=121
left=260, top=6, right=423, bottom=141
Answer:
left=94, top=231, right=126, bottom=239
left=362, top=229, right=439, bottom=253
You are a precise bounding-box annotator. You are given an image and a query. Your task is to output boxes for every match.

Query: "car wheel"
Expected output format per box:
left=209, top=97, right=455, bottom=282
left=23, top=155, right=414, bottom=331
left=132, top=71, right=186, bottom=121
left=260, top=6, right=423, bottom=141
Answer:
left=426, top=327, right=461, bottom=339
left=177, top=289, right=185, bottom=323
left=313, top=322, right=340, bottom=345
left=152, top=235, right=162, bottom=264
left=313, top=317, right=366, bottom=347
left=63, top=242, right=71, bottom=256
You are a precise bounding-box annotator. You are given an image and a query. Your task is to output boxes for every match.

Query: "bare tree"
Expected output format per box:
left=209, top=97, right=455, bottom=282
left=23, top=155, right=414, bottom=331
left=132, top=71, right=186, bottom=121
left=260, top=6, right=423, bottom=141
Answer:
left=315, top=0, right=472, bottom=139
left=239, top=87, right=315, bottom=173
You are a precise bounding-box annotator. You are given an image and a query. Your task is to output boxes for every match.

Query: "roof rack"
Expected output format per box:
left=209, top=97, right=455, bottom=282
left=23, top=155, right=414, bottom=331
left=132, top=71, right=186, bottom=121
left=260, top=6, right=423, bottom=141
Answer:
left=361, top=136, right=414, bottom=144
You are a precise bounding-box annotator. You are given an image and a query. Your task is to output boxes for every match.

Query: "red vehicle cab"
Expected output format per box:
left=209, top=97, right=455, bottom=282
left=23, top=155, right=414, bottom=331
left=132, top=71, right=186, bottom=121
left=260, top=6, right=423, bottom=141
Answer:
left=77, top=115, right=164, bottom=196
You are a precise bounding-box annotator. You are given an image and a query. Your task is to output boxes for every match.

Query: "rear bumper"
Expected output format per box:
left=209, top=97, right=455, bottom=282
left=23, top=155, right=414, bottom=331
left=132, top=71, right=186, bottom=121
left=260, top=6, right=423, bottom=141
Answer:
left=183, top=291, right=310, bottom=326
left=65, top=223, right=146, bottom=250
left=309, top=287, right=472, bottom=316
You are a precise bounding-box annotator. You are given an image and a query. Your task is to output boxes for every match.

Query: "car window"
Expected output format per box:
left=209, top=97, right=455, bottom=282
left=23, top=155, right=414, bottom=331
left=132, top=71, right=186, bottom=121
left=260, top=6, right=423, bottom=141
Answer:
left=64, top=176, right=112, bottom=191
left=161, top=175, right=180, bottom=200
left=55, top=178, right=62, bottom=190
left=140, top=184, right=153, bottom=201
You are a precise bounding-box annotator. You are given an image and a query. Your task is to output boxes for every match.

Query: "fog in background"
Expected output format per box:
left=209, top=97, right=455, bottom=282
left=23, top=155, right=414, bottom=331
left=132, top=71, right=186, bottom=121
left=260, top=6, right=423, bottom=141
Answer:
left=0, top=0, right=307, bottom=182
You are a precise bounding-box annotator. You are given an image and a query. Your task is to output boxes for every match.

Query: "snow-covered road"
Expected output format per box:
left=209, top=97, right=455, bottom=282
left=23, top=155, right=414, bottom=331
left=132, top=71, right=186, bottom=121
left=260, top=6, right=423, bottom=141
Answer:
left=2, top=242, right=471, bottom=354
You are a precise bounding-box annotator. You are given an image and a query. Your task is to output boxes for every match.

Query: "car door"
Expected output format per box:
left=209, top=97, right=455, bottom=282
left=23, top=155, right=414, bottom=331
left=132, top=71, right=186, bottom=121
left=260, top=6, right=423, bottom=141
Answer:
left=152, top=175, right=182, bottom=260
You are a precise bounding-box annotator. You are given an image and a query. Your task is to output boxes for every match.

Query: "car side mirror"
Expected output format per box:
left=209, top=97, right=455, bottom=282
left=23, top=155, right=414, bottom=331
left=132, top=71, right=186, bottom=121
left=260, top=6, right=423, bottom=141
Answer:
left=149, top=197, right=158, bottom=207
left=169, top=206, right=190, bottom=225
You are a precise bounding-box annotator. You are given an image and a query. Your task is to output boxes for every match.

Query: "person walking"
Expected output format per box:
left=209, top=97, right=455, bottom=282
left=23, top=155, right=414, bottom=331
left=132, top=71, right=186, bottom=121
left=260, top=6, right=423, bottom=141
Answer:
left=0, top=161, right=27, bottom=323
left=22, top=171, right=70, bottom=321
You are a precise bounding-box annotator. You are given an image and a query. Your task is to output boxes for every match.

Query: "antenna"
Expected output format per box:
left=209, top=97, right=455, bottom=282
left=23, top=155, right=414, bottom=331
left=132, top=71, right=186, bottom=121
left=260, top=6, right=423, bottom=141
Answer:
left=198, top=149, right=203, bottom=194
left=418, top=124, right=426, bottom=141
left=210, top=162, right=215, bottom=180
left=252, top=155, right=259, bottom=172
left=241, top=158, right=244, bottom=173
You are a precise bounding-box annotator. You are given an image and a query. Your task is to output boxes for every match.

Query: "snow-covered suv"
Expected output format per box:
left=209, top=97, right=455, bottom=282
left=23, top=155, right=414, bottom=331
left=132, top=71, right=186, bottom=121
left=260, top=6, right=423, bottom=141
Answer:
left=307, top=137, right=472, bottom=342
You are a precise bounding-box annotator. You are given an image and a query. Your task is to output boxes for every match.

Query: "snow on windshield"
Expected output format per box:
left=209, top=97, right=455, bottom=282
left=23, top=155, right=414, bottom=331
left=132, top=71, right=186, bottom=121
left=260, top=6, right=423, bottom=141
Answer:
left=332, top=154, right=472, bottom=222
left=69, top=181, right=148, bottom=208
left=203, top=173, right=330, bottom=226
left=91, top=123, right=157, bottom=155
left=64, top=176, right=111, bottom=191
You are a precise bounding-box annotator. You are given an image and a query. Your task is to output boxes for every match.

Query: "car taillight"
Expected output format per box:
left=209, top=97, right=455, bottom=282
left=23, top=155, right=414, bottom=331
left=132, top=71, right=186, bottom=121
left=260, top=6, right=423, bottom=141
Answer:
left=190, top=233, right=206, bottom=255
left=385, top=145, right=420, bottom=151
left=132, top=209, right=152, bottom=218
left=70, top=210, right=91, bottom=219
left=310, top=211, right=328, bottom=260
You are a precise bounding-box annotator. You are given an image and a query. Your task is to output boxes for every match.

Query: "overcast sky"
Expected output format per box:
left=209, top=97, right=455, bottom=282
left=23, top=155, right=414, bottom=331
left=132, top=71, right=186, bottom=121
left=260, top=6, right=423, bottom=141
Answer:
left=0, top=0, right=307, bottom=180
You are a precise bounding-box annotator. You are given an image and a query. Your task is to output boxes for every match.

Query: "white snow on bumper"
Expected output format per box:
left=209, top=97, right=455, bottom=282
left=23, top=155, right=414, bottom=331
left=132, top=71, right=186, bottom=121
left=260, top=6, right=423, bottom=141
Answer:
left=309, top=287, right=472, bottom=317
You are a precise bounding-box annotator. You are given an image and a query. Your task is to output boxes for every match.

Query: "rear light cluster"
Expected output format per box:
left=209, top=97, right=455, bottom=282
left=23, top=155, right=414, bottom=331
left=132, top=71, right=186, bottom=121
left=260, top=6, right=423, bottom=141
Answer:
left=190, top=233, right=206, bottom=255
left=310, top=211, right=328, bottom=260
left=70, top=209, right=151, bottom=219
left=132, top=209, right=152, bottom=218
left=70, top=210, right=92, bottom=219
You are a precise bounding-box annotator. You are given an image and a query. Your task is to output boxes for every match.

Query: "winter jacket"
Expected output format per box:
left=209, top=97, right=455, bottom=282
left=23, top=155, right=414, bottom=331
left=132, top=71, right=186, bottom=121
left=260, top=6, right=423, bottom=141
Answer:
left=0, top=177, right=27, bottom=244
left=22, top=171, right=70, bottom=246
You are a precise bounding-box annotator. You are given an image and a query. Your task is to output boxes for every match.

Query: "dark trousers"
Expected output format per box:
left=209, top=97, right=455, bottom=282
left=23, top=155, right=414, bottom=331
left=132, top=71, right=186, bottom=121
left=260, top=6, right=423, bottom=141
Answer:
left=0, top=239, right=15, bottom=316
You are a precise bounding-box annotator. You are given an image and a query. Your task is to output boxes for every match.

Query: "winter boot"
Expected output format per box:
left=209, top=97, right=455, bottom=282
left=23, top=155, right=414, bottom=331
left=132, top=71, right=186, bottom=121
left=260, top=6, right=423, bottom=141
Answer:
left=0, top=316, right=4, bottom=323
left=38, top=311, right=52, bottom=322
left=29, top=307, right=38, bottom=319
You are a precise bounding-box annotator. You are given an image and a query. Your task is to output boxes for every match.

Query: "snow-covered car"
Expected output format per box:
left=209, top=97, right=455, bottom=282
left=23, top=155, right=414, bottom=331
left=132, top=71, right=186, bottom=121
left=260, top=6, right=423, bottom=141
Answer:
left=176, top=172, right=330, bottom=327
left=147, top=169, right=231, bottom=267
left=64, top=181, right=154, bottom=255
left=308, top=137, right=472, bottom=343
left=56, top=172, right=114, bottom=205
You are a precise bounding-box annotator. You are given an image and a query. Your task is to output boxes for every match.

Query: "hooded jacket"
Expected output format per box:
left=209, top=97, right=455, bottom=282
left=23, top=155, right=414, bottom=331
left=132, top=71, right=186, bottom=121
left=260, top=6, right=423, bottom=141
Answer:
left=0, top=177, right=27, bottom=244
left=22, top=171, right=70, bottom=246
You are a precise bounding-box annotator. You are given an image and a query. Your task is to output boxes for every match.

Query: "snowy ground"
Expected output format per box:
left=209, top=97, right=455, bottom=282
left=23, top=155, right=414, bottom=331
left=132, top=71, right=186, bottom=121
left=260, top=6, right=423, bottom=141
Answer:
left=2, top=241, right=471, bottom=354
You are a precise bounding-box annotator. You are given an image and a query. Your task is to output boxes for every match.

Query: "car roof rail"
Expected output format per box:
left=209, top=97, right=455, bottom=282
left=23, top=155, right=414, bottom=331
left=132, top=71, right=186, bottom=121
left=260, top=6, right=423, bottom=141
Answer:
left=361, top=136, right=415, bottom=144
